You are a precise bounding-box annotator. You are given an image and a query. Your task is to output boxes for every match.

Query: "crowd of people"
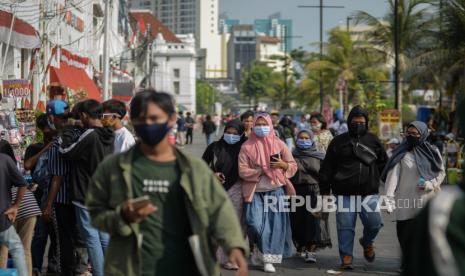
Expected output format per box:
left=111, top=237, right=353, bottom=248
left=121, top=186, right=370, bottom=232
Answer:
left=0, top=89, right=464, bottom=276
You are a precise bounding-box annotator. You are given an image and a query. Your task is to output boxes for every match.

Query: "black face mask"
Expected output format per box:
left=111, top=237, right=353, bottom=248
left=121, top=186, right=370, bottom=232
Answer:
left=406, top=135, right=421, bottom=148
left=349, top=123, right=367, bottom=136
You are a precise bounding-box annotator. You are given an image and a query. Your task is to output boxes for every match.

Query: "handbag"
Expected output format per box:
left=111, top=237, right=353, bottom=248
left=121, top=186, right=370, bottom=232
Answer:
left=352, top=140, right=378, bottom=165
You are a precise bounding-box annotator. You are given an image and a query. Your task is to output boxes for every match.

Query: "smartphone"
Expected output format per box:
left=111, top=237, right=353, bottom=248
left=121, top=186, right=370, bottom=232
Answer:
left=129, top=195, right=151, bottom=210
left=270, top=153, right=281, bottom=162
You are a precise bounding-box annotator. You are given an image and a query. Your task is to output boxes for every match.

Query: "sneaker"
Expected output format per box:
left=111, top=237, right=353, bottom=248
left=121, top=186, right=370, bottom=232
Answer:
left=222, top=262, right=239, bottom=270
left=340, top=255, right=354, bottom=270
left=359, top=238, right=376, bottom=262
left=305, top=251, right=317, bottom=263
left=263, top=263, right=276, bottom=273
left=250, top=249, right=263, bottom=266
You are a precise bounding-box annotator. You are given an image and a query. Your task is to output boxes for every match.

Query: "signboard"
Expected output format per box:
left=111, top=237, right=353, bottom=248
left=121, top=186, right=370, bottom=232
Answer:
left=379, top=109, right=402, bottom=140
left=2, top=79, right=31, bottom=98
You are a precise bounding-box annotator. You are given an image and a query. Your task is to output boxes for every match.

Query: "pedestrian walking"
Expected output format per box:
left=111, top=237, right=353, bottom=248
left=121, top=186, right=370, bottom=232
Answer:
left=290, top=129, right=331, bottom=264
left=279, top=116, right=296, bottom=150
left=102, top=99, right=136, bottom=153
left=271, top=113, right=285, bottom=141
left=0, top=153, right=28, bottom=276
left=185, top=112, right=195, bottom=145
left=213, top=113, right=221, bottom=137
left=240, top=110, right=254, bottom=137
left=203, top=115, right=216, bottom=146
left=310, top=113, right=333, bottom=153
left=239, top=113, right=297, bottom=273
left=319, top=106, right=388, bottom=269
left=176, top=111, right=187, bottom=146
left=382, top=121, right=445, bottom=262
left=86, top=90, right=248, bottom=276
left=297, top=115, right=310, bottom=132
left=202, top=119, right=248, bottom=270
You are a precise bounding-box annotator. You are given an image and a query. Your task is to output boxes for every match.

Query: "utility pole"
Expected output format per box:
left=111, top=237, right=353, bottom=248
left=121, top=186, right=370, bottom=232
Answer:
left=102, top=0, right=111, bottom=100
left=346, top=16, right=353, bottom=32
left=298, top=1, right=344, bottom=112
left=394, top=0, right=401, bottom=114
left=281, top=34, right=302, bottom=109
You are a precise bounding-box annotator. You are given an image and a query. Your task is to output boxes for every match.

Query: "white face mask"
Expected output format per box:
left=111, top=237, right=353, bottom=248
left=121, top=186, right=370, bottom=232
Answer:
left=311, top=123, right=322, bottom=131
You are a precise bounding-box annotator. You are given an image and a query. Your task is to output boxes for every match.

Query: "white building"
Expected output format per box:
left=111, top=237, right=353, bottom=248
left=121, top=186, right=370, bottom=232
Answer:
left=129, top=0, right=222, bottom=79
left=257, top=36, right=286, bottom=72
left=151, top=33, right=197, bottom=113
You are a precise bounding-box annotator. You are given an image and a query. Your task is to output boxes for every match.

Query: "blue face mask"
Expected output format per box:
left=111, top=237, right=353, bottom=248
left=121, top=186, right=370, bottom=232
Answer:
left=134, top=122, right=172, bottom=146
left=296, top=139, right=313, bottom=149
left=224, top=134, right=241, bottom=145
left=253, top=126, right=270, bottom=137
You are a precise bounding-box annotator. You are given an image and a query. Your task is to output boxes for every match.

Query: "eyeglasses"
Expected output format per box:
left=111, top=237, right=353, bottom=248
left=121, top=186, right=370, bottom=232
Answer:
left=102, top=113, right=120, bottom=119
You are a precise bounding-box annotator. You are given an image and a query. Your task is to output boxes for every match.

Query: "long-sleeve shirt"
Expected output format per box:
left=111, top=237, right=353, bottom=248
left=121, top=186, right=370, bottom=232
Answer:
left=384, top=151, right=445, bottom=221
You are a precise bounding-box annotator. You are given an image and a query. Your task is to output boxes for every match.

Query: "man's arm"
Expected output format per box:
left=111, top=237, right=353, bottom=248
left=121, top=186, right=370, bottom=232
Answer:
left=4, top=157, right=27, bottom=222
left=59, top=129, right=94, bottom=160
left=319, top=140, right=337, bottom=195
left=43, top=145, right=68, bottom=220
left=24, top=143, right=51, bottom=171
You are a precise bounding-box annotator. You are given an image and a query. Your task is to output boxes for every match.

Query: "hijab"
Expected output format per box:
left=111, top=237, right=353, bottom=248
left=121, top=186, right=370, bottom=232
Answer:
left=292, top=129, right=325, bottom=160
left=241, top=113, right=289, bottom=185
left=210, top=119, right=247, bottom=190
left=381, top=121, right=443, bottom=182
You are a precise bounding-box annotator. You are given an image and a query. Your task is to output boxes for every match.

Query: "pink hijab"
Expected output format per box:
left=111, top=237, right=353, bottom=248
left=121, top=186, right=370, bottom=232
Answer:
left=241, top=113, right=290, bottom=186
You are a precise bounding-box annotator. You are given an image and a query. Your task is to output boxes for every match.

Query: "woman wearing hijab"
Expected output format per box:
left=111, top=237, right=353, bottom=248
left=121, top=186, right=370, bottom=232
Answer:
left=239, top=113, right=297, bottom=273
left=202, top=119, right=247, bottom=270
left=290, top=130, right=331, bottom=264
left=382, top=121, right=445, bottom=261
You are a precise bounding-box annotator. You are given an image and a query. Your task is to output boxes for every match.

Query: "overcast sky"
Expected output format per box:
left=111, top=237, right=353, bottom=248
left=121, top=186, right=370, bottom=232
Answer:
left=219, top=0, right=390, bottom=51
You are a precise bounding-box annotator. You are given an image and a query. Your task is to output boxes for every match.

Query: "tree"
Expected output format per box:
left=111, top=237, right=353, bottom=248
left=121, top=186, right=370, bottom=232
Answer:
left=240, top=62, right=273, bottom=106
left=196, top=80, right=220, bottom=115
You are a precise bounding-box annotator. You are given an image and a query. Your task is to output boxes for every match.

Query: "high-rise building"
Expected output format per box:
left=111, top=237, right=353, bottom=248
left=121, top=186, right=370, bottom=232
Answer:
left=254, top=17, right=293, bottom=53
left=129, top=0, right=222, bottom=78
left=219, top=18, right=240, bottom=34
left=228, top=25, right=257, bottom=85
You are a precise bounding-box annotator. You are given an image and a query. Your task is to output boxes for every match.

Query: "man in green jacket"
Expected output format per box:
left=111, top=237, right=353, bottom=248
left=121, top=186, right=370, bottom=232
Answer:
left=86, top=90, right=248, bottom=276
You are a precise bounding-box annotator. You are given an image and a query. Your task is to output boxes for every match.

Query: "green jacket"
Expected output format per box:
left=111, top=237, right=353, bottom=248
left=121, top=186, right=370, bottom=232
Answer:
left=86, top=146, right=247, bottom=276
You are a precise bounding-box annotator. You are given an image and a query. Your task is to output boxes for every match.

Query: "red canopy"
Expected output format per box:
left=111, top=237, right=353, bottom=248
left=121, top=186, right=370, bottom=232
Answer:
left=50, top=62, right=101, bottom=101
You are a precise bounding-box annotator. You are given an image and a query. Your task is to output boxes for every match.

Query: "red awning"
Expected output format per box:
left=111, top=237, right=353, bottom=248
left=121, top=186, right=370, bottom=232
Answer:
left=50, top=62, right=101, bottom=101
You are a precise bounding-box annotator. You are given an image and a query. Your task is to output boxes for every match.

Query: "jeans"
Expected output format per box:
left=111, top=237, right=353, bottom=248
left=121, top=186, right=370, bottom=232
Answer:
left=0, top=217, right=37, bottom=276
left=31, top=212, right=58, bottom=274
left=75, top=205, right=109, bottom=276
left=206, top=134, right=214, bottom=145
left=186, top=129, right=193, bottom=144
left=0, top=226, right=28, bottom=276
left=335, top=195, right=383, bottom=259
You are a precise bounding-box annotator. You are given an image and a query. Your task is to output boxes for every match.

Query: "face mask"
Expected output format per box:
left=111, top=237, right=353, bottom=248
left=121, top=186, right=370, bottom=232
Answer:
left=253, top=126, right=270, bottom=137
left=134, top=122, right=171, bottom=146
left=311, top=123, right=322, bottom=131
left=406, top=135, right=421, bottom=147
left=296, top=139, right=313, bottom=149
left=349, top=123, right=367, bottom=136
left=224, top=134, right=241, bottom=145
left=102, top=117, right=115, bottom=127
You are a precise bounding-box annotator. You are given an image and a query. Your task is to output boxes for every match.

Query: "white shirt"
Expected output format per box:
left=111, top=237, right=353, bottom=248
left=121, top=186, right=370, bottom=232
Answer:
left=384, top=151, right=445, bottom=221
left=114, top=127, right=136, bottom=153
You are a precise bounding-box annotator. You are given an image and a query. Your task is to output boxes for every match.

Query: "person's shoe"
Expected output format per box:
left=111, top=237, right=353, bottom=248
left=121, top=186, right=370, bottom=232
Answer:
left=340, top=255, right=354, bottom=270
left=359, top=238, right=376, bottom=262
left=263, top=263, right=276, bottom=273
left=250, top=249, right=263, bottom=266
left=223, top=262, right=239, bottom=270
left=305, top=251, right=317, bottom=263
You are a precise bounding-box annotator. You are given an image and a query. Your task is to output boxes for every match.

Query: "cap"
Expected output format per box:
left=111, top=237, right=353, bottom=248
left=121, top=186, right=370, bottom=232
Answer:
left=46, top=100, right=69, bottom=116
left=387, top=138, right=400, bottom=145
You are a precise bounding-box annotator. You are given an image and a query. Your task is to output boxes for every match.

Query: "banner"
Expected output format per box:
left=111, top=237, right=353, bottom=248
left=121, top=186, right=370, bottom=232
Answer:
left=2, top=79, right=31, bottom=98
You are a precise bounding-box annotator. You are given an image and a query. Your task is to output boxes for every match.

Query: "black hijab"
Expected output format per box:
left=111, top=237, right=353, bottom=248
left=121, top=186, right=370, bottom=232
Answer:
left=381, top=121, right=443, bottom=182
left=292, top=129, right=325, bottom=160
left=206, top=119, right=247, bottom=190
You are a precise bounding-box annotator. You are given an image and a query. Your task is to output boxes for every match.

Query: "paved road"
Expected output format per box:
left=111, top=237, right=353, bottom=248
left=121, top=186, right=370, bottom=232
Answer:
left=183, top=130, right=401, bottom=276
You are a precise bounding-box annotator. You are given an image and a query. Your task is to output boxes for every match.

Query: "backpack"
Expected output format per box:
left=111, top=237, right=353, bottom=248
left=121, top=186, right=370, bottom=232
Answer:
left=32, top=151, right=50, bottom=189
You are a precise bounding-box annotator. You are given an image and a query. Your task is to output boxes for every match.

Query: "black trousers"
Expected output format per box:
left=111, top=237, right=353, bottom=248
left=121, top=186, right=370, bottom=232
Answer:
left=53, top=204, right=88, bottom=276
left=186, top=128, right=194, bottom=144
left=396, top=219, right=414, bottom=267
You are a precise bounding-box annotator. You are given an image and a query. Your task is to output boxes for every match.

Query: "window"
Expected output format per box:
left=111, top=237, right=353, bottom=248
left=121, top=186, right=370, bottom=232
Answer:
left=173, top=81, right=180, bottom=95
left=174, top=69, right=180, bottom=78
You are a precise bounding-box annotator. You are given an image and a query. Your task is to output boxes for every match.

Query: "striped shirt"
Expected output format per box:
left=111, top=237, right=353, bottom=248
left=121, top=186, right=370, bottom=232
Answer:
left=11, top=188, right=41, bottom=221
left=47, top=139, right=71, bottom=205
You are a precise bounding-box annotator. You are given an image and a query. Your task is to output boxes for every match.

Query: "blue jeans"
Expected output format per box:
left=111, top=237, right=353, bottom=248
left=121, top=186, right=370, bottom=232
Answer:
left=75, top=205, right=109, bottom=276
left=0, top=226, right=28, bottom=276
left=335, top=195, right=383, bottom=260
left=206, top=134, right=214, bottom=145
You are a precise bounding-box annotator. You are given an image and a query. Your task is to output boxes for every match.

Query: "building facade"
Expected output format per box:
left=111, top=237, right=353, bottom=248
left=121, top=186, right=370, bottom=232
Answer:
left=254, top=18, right=293, bottom=53
left=228, top=25, right=257, bottom=85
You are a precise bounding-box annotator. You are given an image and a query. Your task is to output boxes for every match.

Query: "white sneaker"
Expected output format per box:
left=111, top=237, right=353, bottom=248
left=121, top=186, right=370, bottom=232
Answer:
left=305, top=251, right=317, bottom=263
left=263, top=263, right=276, bottom=273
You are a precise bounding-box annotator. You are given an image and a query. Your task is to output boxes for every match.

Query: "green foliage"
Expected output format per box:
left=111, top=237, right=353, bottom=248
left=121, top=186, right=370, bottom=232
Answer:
left=240, top=62, right=273, bottom=104
left=196, top=80, right=220, bottom=114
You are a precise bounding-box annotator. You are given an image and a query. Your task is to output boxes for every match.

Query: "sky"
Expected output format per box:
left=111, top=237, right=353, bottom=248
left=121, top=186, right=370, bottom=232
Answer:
left=219, top=0, right=390, bottom=52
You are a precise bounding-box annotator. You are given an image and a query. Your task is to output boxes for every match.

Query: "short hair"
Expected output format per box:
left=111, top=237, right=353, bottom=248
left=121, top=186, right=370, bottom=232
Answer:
left=271, top=112, right=280, bottom=117
left=186, top=112, right=191, bottom=116
left=36, top=114, right=48, bottom=130
left=79, top=99, right=103, bottom=119
left=71, top=101, right=83, bottom=120
left=240, top=110, right=254, bottom=121
left=205, top=115, right=212, bottom=121
left=310, top=113, right=328, bottom=129
left=103, top=99, right=127, bottom=118
left=130, top=89, right=176, bottom=120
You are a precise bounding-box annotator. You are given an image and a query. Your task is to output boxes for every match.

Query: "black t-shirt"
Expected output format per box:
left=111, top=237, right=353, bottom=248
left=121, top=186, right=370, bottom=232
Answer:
left=0, top=139, right=16, bottom=164
left=0, top=153, right=27, bottom=232
left=24, top=143, right=44, bottom=174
